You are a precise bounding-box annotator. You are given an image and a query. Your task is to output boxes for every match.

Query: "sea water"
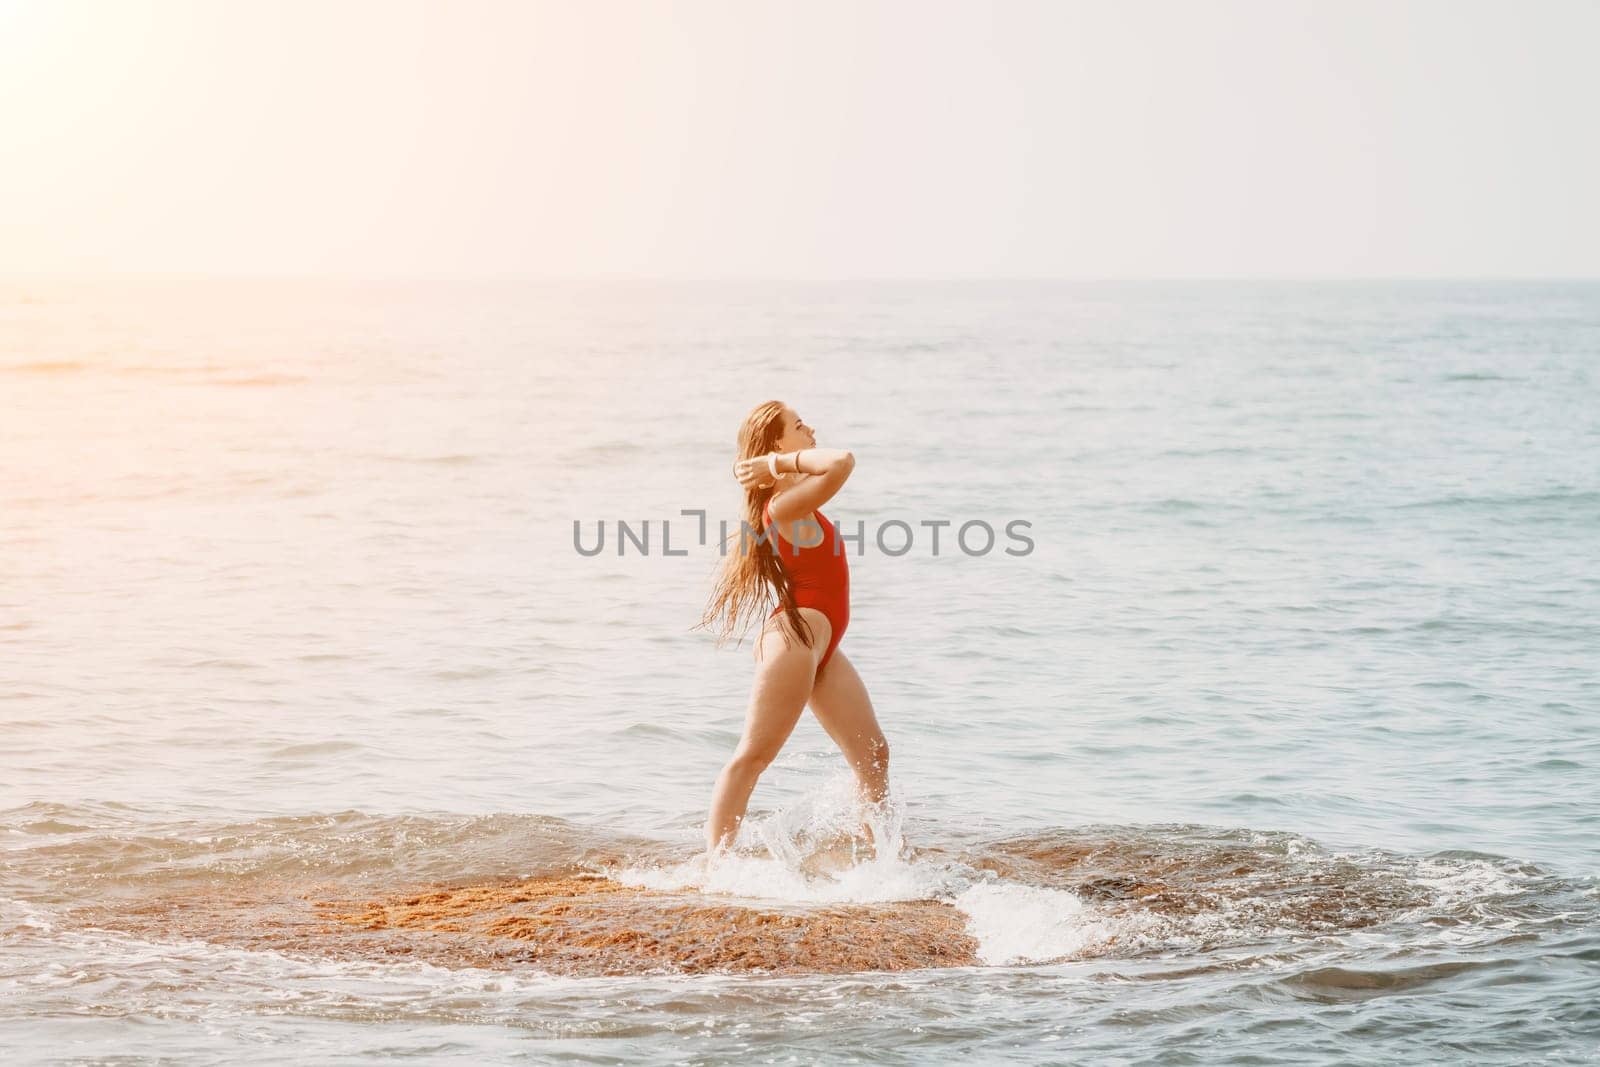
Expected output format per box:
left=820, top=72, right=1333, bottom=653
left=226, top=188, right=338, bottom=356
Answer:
left=2, top=279, right=1597, bottom=1063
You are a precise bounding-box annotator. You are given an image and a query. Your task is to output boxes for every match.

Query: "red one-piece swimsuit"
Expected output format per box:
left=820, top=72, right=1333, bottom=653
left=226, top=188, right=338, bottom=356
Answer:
left=763, top=497, right=850, bottom=679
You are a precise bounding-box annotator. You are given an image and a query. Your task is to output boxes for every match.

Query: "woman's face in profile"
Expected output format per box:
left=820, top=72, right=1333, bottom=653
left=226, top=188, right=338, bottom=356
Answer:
left=774, top=407, right=817, bottom=453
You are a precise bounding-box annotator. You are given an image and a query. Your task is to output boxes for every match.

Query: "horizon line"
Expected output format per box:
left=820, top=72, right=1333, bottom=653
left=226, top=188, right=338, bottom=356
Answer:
left=3, top=272, right=1599, bottom=285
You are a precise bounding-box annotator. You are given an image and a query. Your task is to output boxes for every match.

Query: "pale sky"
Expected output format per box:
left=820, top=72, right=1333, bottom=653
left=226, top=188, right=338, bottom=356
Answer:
left=2, top=0, right=1596, bottom=280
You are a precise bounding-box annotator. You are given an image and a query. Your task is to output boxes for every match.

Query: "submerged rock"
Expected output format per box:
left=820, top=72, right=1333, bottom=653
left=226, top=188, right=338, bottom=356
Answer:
left=75, top=873, right=981, bottom=976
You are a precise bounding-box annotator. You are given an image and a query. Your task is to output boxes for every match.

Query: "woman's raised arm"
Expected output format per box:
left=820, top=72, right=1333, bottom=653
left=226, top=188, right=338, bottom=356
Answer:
left=767, top=448, right=855, bottom=526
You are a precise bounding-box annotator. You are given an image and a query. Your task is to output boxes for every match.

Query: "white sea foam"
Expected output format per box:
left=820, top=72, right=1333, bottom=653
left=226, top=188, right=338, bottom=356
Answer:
left=947, top=882, right=1110, bottom=965
left=0, top=897, right=57, bottom=934
left=1410, top=857, right=1524, bottom=903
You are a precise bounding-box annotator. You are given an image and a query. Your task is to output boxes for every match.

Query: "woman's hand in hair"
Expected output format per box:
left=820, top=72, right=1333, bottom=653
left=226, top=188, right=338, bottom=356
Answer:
left=732, top=453, right=777, bottom=491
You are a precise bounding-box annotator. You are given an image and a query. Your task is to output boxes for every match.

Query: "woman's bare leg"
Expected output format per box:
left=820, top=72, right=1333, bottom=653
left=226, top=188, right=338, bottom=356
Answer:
left=806, top=649, right=891, bottom=844
left=704, top=609, right=832, bottom=856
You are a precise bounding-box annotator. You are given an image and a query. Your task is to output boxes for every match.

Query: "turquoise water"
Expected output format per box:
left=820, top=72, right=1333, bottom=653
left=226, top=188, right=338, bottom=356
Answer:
left=2, top=279, right=1597, bottom=1063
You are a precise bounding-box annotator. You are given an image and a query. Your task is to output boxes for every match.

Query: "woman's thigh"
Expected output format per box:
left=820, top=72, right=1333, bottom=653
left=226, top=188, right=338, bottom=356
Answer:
left=806, top=649, right=887, bottom=767
left=736, top=608, right=833, bottom=763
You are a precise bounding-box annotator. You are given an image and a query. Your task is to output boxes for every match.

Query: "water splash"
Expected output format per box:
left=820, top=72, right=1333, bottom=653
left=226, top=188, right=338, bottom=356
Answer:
left=950, top=882, right=1104, bottom=965
left=608, top=775, right=1118, bottom=966
left=612, top=772, right=964, bottom=906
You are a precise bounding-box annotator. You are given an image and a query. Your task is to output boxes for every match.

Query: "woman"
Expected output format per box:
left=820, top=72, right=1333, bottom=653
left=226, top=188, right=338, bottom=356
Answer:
left=698, top=400, right=891, bottom=859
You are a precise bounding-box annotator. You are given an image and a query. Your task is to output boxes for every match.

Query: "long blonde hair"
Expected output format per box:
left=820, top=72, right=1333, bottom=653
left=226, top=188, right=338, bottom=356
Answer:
left=696, top=399, right=815, bottom=654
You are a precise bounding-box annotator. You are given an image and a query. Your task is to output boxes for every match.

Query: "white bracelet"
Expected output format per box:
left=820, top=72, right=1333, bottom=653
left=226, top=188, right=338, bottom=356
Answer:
left=767, top=453, right=779, bottom=479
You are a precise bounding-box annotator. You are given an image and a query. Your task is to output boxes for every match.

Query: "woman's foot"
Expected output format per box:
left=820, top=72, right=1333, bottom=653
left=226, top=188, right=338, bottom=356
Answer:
left=798, top=831, right=874, bottom=875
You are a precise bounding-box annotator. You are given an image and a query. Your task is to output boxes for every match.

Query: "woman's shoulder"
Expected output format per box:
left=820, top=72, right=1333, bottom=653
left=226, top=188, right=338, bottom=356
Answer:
left=763, top=491, right=822, bottom=546
left=764, top=489, right=815, bottom=518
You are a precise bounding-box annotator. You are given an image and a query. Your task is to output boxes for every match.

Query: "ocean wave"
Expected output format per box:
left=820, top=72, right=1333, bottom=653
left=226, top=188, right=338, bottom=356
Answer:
left=4, top=360, right=87, bottom=374
left=372, top=452, right=484, bottom=466
left=206, top=373, right=310, bottom=387
left=1390, top=489, right=1600, bottom=511
left=1277, top=958, right=1491, bottom=996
